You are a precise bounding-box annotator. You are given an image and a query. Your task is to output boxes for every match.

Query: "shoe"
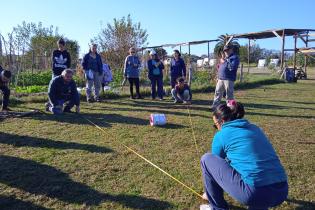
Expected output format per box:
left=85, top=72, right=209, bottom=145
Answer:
left=174, top=100, right=179, bottom=104
left=130, top=96, right=135, bottom=99
left=63, top=109, right=75, bottom=113
left=135, top=95, right=143, bottom=99
left=87, top=98, right=94, bottom=103
left=183, top=101, right=191, bottom=105
left=209, top=105, right=216, bottom=112
left=45, top=102, right=50, bottom=112
left=159, top=98, right=164, bottom=101
left=95, top=98, right=101, bottom=102
left=1, top=107, right=12, bottom=112
left=151, top=98, right=156, bottom=100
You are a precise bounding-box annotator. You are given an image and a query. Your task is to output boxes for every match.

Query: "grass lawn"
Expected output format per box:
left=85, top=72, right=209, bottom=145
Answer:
left=0, top=70, right=315, bottom=210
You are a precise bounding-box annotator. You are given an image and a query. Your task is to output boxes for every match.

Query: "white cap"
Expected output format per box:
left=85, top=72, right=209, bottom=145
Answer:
left=150, top=50, right=157, bottom=55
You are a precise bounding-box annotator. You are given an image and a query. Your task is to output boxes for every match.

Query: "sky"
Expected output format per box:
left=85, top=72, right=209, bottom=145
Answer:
left=0, top=0, right=314, bottom=57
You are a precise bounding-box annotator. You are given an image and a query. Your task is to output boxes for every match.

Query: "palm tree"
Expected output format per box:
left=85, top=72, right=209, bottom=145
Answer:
left=214, top=34, right=240, bottom=57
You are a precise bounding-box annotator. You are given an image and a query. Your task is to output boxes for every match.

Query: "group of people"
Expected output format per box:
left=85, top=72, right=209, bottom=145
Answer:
left=0, top=39, right=289, bottom=210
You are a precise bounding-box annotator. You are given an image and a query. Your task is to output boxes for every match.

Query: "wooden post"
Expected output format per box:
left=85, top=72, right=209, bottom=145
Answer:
left=247, top=39, right=250, bottom=73
left=240, top=63, right=244, bottom=82
left=188, top=43, right=192, bottom=86
left=280, top=30, right=285, bottom=70
left=179, top=45, right=182, bottom=54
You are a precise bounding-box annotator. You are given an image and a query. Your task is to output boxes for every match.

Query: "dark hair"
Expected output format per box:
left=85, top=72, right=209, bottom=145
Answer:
left=3, top=70, right=12, bottom=79
left=173, top=49, right=181, bottom=57
left=177, top=77, right=185, bottom=83
left=213, top=102, right=245, bottom=123
left=57, top=38, right=65, bottom=46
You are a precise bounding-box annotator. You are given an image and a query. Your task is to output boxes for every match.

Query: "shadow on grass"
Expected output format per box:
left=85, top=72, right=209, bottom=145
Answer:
left=0, top=155, right=172, bottom=209
left=0, top=132, right=114, bottom=154
left=286, top=198, right=315, bottom=210
left=0, top=195, right=49, bottom=210
left=246, top=111, right=315, bottom=119
left=27, top=112, right=186, bottom=129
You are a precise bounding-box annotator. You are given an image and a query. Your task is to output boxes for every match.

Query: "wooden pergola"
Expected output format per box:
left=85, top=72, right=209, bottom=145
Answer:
left=226, top=28, right=315, bottom=77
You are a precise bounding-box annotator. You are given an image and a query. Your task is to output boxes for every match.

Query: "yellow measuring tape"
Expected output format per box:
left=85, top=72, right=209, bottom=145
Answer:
left=81, top=115, right=203, bottom=199
left=186, top=105, right=200, bottom=156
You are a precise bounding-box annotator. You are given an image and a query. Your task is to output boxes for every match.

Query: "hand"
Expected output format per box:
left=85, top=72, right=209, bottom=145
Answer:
left=75, top=106, right=80, bottom=113
left=220, top=58, right=225, bottom=63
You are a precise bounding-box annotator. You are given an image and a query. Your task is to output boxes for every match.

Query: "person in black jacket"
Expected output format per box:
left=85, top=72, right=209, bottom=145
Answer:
left=0, top=66, right=12, bottom=112
left=147, top=50, right=164, bottom=100
left=46, top=69, right=80, bottom=114
left=52, top=38, right=71, bottom=78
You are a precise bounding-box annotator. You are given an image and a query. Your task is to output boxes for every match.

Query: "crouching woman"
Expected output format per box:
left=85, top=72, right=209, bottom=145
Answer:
left=200, top=101, right=288, bottom=210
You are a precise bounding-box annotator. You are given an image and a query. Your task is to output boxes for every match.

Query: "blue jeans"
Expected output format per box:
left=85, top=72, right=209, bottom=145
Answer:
left=171, top=89, right=191, bottom=102
left=150, top=76, right=163, bottom=99
left=49, top=99, right=76, bottom=114
left=200, top=153, right=288, bottom=210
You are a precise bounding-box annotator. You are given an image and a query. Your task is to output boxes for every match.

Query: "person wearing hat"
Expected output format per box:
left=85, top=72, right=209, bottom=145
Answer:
left=147, top=50, right=164, bottom=100
left=52, top=38, right=71, bottom=78
left=210, top=45, right=240, bottom=110
left=170, top=49, right=186, bottom=89
left=0, top=66, right=12, bottom=112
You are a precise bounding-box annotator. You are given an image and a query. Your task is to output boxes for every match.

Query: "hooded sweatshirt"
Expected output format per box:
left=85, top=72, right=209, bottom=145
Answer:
left=52, top=50, right=71, bottom=76
left=212, top=119, right=287, bottom=187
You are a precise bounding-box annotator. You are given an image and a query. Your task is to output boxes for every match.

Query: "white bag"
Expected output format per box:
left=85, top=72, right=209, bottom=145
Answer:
left=86, top=69, right=94, bottom=80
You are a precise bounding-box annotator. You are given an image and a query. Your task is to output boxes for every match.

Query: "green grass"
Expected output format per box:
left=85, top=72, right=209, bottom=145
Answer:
left=0, top=70, right=315, bottom=209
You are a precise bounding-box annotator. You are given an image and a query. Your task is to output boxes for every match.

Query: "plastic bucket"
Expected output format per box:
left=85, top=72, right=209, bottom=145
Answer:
left=150, top=114, right=167, bottom=126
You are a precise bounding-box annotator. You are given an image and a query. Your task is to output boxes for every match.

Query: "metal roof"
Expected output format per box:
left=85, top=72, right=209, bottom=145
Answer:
left=229, top=28, right=315, bottom=39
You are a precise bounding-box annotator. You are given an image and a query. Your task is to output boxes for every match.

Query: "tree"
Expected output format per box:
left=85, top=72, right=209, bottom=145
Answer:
left=93, top=14, right=148, bottom=69
left=213, top=34, right=240, bottom=57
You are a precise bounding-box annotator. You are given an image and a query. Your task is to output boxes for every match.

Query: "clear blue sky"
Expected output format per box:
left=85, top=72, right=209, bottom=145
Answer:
left=1, top=0, right=314, bottom=57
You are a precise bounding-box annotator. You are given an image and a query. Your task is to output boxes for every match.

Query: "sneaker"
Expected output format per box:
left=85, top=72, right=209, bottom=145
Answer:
left=174, top=100, right=179, bottom=104
left=95, top=98, right=101, bottom=102
left=135, top=95, right=143, bottom=99
left=45, top=102, right=50, bottom=112
left=63, top=109, right=75, bottom=113
left=183, top=101, right=192, bottom=105
left=200, top=204, right=212, bottom=210
left=87, top=98, right=94, bottom=103
left=159, top=98, right=164, bottom=101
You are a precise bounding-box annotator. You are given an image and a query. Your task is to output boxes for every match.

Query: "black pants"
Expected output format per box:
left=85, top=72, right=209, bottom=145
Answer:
left=0, top=85, right=10, bottom=109
left=128, top=78, right=140, bottom=97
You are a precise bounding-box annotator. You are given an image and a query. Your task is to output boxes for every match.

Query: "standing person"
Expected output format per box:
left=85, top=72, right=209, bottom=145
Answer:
left=170, top=49, right=186, bottom=88
left=82, top=44, right=103, bottom=102
left=171, top=77, right=192, bottom=104
left=101, top=61, right=113, bottom=92
left=123, top=47, right=142, bottom=99
left=210, top=45, right=240, bottom=110
left=0, top=66, right=12, bottom=112
left=200, top=101, right=288, bottom=210
left=52, top=38, right=71, bottom=78
left=46, top=69, right=80, bottom=114
left=147, top=50, right=164, bottom=100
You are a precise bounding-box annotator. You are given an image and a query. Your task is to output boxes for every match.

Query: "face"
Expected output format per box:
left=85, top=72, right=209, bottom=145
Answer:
left=212, top=116, right=222, bottom=130
left=91, top=45, right=97, bottom=53
left=58, top=43, right=65, bottom=51
left=178, top=81, right=184, bottom=88
left=174, top=51, right=179, bottom=58
left=224, top=48, right=233, bottom=57
left=150, top=54, right=156, bottom=59
left=130, top=49, right=136, bottom=55
left=63, top=73, right=73, bottom=83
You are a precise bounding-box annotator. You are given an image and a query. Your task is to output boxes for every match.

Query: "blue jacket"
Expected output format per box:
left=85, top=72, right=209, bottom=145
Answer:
left=148, top=59, right=164, bottom=79
left=48, top=76, right=80, bottom=106
left=124, top=55, right=141, bottom=78
left=212, top=119, right=287, bottom=187
left=218, top=53, right=239, bottom=81
left=170, top=58, right=186, bottom=78
left=82, top=52, right=103, bottom=74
